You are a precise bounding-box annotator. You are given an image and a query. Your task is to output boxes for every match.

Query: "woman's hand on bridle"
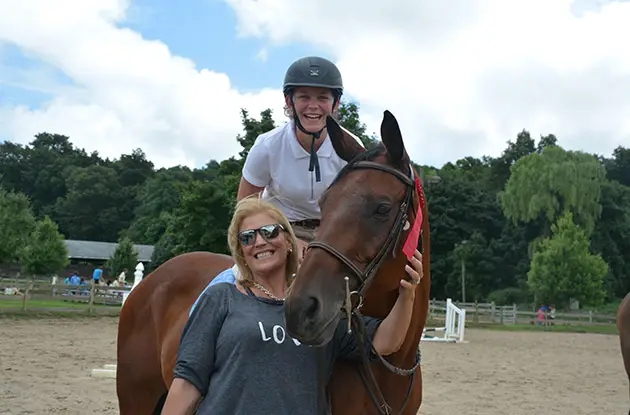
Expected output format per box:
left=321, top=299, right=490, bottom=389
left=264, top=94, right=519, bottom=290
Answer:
left=400, top=249, right=423, bottom=299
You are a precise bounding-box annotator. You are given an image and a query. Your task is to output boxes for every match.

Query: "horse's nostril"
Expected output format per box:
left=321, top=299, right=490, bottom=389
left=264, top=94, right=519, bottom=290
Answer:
left=304, top=296, right=320, bottom=320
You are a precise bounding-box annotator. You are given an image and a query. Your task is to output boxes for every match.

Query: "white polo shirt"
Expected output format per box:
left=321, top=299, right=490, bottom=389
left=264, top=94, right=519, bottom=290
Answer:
left=242, top=121, right=349, bottom=222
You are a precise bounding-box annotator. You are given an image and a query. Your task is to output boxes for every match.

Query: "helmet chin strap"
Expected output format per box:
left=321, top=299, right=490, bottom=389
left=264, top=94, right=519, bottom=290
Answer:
left=290, top=94, right=338, bottom=183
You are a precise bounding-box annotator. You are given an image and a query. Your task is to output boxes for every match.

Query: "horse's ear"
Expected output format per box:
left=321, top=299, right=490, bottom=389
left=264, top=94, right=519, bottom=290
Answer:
left=326, top=115, right=365, bottom=162
left=380, top=110, right=410, bottom=169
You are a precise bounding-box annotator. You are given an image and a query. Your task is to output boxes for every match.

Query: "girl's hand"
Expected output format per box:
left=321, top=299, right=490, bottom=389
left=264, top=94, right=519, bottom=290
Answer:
left=400, top=249, right=423, bottom=298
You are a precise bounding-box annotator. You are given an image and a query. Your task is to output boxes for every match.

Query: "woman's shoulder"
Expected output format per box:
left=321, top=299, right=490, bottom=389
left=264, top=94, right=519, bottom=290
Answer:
left=202, top=279, right=238, bottom=299
left=189, top=275, right=240, bottom=317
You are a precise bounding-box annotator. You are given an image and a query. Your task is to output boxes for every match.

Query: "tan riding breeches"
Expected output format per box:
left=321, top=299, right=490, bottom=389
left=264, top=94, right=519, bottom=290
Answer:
left=290, top=224, right=318, bottom=264
left=291, top=224, right=318, bottom=242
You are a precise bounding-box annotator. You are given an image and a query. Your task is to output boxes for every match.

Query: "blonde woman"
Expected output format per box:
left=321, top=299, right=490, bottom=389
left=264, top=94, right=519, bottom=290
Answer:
left=161, top=196, right=423, bottom=415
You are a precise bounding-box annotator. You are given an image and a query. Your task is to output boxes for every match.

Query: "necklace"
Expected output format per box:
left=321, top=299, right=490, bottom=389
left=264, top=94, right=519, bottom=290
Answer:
left=251, top=281, right=284, bottom=301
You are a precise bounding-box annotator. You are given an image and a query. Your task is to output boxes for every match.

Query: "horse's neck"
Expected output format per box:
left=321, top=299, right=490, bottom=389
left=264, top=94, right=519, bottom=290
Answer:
left=362, top=263, right=405, bottom=317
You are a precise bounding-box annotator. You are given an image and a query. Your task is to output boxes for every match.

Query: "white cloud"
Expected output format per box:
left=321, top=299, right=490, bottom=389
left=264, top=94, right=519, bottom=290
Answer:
left=0, top=0, right=628, bottom=171
left=0, top=0, right=286, bottom=168
left=227, top=0, right=630, bottom=165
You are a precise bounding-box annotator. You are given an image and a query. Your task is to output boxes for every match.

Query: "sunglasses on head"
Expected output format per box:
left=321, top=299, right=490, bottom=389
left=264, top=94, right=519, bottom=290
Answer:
left=238, top=223, right=286, bottom=246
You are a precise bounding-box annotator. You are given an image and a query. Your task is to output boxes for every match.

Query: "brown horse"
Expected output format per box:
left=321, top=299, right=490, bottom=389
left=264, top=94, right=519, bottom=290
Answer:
left=115, top=119, right=424, bottom=414
left=284, top=111, right=431, bottom=414
left=618, top=292, right=630, bottom=414
left=116, top=251, right=234, bottom=414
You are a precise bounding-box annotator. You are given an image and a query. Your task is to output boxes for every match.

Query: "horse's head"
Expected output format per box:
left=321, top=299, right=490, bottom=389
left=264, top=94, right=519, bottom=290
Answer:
left=284, top=110, right=420, bottom=346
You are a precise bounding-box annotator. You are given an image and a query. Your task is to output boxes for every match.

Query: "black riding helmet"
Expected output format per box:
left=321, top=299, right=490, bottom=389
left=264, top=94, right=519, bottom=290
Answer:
left=283, top=56, right=344, bottom=183
left=283, top=56, right=344, bottom=99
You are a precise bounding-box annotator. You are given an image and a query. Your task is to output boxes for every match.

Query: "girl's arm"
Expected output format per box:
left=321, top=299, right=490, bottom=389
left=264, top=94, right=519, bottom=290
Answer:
left=371, top=250, right=423, bottom=355
left=334, top=250, right=424, bottom=360
left=237, top=176, right=265, bottom=201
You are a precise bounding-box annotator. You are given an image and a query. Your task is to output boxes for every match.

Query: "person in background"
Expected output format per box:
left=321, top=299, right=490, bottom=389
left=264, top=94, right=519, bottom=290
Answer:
left=70, top=272, right=81, bottom=285
left=92, top=266, right=103, bottom=285
left=118, top=268, right=127, bottom=286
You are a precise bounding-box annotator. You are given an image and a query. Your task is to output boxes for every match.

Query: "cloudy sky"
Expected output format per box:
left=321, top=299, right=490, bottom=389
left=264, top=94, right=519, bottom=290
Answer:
left=0, top=0, right=628, bottom=169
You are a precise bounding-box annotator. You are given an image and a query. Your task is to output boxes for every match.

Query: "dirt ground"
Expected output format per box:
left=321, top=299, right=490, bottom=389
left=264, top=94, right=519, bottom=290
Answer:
left=0, top=316, right=626, bottom=414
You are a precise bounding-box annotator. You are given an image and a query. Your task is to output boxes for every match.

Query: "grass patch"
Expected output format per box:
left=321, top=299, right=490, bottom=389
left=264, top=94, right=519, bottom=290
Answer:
left=0, top=298, right=121, bottom=309
left=468, top=322, right=618, bottom=335
left=425, top=319, right=618, bottom=335
left=0, top=298, right=121, bottom=319
left=0, top=309, right=120, bottom=320
left=0, top=298, right=90, bottom=309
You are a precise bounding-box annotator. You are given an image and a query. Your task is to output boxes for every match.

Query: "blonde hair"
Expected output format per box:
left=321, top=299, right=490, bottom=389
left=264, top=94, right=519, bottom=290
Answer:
left=227, top=195, right=299, bottom=287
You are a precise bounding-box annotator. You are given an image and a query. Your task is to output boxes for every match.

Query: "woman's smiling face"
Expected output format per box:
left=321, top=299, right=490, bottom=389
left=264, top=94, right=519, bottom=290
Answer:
left=239, top=212, right=291, bottom=276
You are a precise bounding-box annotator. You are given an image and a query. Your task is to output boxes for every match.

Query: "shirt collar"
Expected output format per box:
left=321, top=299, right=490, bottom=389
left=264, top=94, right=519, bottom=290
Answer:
left=286, top=121, right=334, bottom=159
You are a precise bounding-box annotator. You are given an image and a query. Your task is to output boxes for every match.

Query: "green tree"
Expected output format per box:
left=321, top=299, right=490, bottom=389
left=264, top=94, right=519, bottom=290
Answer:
left=499, top=146, right=604, bottom=236
left=236, top=108, right=277, bottom=160
left=168, top=180, right=233, bottom=255
left=149, top=221, right=184, bottom=272
left=0, top=188, right=37, bottom=263
left=337, top=100, right=379, bottom=149
left=537, top=134, right=558, bottom=154
left=106, top=236, right=139, bottom=278
left=590, top=179, right=630, bottom=298
left=424, top=159, right=510, bottom=299
left=528, top=212, right=607, bottom=308
left=127, top=166, right=193, bottom=244
left=19, top=216, right=69, bottom=276
left=605, top=146, right=630, bottom=187
left=113, top=148, right=155, bottom=233
left=2, top=106, right=629, bottom=306
left=20, top=133, right=98, bottom=216
left=53, top=165, right=123, bottom=241
left=449, top=232, right=497, bottom=302
left=489, top=129, right=537, bottom=191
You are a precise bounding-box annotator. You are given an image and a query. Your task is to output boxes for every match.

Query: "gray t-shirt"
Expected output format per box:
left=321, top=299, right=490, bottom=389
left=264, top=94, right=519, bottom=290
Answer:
left=173, top=283, right=382, bottom=414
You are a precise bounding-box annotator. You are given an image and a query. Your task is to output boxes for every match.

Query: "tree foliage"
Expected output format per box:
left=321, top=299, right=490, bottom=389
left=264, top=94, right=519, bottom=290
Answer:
left=106, top=236, right=140, bottom=277
left=336, top=100, right=379, bottom=149
left=19, top=216, right=70, bottom=276
left=0, top=187, right=37, bottom=263
left=500, top=146, right=604, bottom=235
left=1, top=100, right=629, bottom=307
left=528, top=212, right=607, bottom=308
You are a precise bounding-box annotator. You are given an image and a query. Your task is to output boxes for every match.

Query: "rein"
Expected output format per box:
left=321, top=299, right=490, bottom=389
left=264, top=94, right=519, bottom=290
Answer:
left=306, top=160, right=424, bottom=415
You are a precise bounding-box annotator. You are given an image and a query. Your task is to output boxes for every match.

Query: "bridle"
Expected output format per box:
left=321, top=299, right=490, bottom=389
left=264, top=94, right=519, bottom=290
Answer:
left=306, top=159, right=424, bottom=415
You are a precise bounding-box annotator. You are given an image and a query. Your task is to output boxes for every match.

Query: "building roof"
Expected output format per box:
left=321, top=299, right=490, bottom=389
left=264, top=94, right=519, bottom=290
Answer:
left=64, top=239, right=154, bottom=262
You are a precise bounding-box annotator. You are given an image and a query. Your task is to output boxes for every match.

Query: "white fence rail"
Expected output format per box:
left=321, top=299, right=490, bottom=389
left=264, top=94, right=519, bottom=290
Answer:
left=427, top=299, right=616, bottom=326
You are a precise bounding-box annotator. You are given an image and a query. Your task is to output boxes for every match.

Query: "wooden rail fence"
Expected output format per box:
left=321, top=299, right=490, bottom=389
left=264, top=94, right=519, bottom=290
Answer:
left=0, top=279, right=620, bottom=326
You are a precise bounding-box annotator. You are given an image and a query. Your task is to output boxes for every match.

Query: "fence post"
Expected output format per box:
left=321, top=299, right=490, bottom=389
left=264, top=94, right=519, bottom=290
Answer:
left=474, top=301, right=479, bottom=324
left=589, top=310, right=592, bottom=323
left=122, top=262, right=146, bottom=306
left=512, top=303, right=517, bottom=324
left=88, top=280, right=95, bottom=314
left=22, top=283, right=33, bottom=311
left=491, top=302, right=496, bottom=323
left=51, top=275, right=57, bottom=297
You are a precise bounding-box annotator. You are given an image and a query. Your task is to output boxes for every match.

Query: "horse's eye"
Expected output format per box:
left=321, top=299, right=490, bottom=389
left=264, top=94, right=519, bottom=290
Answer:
left=376, top=203, right=392, bottom=215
